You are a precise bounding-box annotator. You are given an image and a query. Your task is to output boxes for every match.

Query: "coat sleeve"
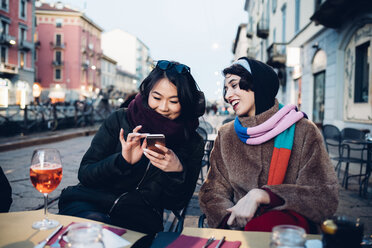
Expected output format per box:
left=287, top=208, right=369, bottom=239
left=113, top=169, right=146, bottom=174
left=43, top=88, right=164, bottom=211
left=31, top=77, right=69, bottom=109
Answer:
left=263, top=121, right=339, bottom=223
left=0, top=166, right=12, bottom=212
left=78, top=110, right=139, bottom=188
left=198, top=133, right=236, bottom=228
left=159, top=134, right=204, bottom=210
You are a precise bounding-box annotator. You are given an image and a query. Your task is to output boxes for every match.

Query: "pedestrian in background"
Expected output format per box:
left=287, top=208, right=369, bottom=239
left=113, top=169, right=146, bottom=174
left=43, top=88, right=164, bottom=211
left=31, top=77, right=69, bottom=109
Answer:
left=199, top=57, right=338, bottom=233
left=59, top=60, right=205, bottom=234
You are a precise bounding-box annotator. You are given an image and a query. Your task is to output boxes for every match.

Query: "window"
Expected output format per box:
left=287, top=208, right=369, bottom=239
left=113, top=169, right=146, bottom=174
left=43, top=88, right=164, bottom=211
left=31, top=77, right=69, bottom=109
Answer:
left=354, top=41, right=370, bottom=103
left=272, top=0, right=277, bottom=13
left=0, top=46, right=7, bottom=63
left=313, top=71, right=325, bottom=124
left=55, top=51, right=62, bottom=64
left=56, top=18, right=63, bottom=28
left=19, top=27, right=27, bottom=42
left=281, top=4, right=286, bottom=54
left=1, top=0, right=8, bottom=11
left=56, top=34, right=62, bottom=46
left=19, top=0, right=26, bottom=19
left=19, top=51, right=26, bottom=68
left=55, top=68, right=61, bottom=80
left=295, top=0, right=300, bottom=33
left=281, top=4, right=286, bottom=43
left=0, top=19, right=9, bottom=35
left=81, top=70, right=84, bottom=82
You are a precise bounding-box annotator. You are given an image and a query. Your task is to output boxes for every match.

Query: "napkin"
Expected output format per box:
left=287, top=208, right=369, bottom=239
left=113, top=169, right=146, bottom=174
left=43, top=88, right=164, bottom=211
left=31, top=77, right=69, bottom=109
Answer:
left=166, top=234, right=241, bottom=248
left=46, top=222, right=127, bottom=247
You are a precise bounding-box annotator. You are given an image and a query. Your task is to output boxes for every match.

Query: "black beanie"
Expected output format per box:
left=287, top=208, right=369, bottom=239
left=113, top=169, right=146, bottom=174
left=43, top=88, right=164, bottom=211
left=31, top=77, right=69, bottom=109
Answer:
left=238, top=57, right=279, bottom=115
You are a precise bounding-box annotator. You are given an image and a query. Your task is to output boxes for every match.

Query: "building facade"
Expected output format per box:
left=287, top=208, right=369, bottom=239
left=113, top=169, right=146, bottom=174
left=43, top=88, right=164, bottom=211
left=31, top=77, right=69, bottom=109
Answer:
left=0, top=0, right=35, bottom=107
left=232, top=23, right=251, bottom=61
left=35, top=2, right=103, bottom=103
left=240, top=0, right=372, bottom=131
left=102, top=29, right=152, bottom=89
left=100, top=53, right=116, bottom=91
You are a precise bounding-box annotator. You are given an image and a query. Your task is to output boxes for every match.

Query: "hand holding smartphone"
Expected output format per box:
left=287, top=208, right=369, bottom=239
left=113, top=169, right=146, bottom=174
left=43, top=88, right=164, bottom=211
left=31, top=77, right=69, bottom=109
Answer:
left=146, top=134, right=166, bottom=155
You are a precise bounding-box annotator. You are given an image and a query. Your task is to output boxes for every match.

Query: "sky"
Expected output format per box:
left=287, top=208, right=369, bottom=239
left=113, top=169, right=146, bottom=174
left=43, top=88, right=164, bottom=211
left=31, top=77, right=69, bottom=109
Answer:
left=56, top=0, right=247, bottom=102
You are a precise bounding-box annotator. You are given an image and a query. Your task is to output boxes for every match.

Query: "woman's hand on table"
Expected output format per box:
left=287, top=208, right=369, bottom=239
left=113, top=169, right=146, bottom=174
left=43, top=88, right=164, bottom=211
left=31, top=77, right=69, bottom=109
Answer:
left=119, top=125, right=147, bottom=164
left=143, top=142, right=183, bottom=172
left=226, top=188, right=270, bottom=228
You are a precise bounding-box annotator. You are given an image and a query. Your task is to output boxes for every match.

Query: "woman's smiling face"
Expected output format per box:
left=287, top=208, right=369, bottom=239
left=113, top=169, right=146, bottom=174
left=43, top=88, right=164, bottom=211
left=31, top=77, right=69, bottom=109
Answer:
left=148, top=78, right=181, bottom=120
left=224, top=73, right=255, bottom=117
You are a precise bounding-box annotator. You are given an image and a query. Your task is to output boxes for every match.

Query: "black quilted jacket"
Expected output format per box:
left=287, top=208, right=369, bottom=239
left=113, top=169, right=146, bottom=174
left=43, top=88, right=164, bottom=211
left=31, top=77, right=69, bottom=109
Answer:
left=59, top=108, right=204, bottom=234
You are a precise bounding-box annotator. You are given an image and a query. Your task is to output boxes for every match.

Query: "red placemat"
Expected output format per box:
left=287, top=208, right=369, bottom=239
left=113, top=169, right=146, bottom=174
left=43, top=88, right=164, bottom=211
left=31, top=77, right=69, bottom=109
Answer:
left=166, top=234, right=241, bottom=248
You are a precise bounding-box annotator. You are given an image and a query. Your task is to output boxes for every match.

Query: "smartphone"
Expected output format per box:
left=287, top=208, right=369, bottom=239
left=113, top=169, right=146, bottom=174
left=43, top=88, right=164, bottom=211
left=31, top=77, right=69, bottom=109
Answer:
left=146, top=134, right=166, bottom=155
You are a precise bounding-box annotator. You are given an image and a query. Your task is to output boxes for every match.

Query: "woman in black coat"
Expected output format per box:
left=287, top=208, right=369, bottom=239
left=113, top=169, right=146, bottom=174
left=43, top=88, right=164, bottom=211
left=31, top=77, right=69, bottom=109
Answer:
left=59, top=60, right=205, bottom=234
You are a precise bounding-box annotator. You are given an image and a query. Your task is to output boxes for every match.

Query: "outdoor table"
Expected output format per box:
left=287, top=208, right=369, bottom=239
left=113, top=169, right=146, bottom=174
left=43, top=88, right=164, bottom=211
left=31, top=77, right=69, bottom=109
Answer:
left=181, top=227, right=321, bottom=248
left=0, top=210, right=146, bottom=248
left=0, top=210, right=322, bottom=248
left=342, top=139, right=372, bottom=197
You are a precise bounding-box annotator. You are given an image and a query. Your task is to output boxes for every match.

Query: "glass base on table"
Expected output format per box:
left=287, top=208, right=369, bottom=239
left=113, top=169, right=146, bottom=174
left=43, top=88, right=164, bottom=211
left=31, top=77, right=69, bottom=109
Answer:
left=32, top=218, right=59, bottom=230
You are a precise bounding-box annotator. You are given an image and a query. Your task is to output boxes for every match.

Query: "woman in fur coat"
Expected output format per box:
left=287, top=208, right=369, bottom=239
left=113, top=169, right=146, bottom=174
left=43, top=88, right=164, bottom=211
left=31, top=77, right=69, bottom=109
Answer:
left=199, top=57, right=338, bottom=233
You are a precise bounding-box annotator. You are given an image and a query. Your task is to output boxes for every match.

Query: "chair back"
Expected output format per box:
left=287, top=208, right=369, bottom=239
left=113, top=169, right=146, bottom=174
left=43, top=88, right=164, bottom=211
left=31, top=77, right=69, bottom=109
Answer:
left=196, top=127, right=208, bottom=142
left=322, top=124, right=341, bottom=152
left=222, top=117, right=235, bottom=125
left=199, top=120, right=214, bottom=134
left=341, top=128, right=365, bottom=141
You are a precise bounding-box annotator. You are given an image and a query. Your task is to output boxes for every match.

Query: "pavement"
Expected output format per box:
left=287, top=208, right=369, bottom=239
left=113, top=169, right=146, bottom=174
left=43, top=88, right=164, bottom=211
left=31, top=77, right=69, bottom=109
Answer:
left=1, top=114, right=371, bottom=235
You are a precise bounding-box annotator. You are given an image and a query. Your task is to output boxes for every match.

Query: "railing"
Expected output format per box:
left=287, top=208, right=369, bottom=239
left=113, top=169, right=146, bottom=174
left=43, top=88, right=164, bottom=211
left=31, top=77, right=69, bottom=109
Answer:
left=52, top=60, right=64, bottom=67
left=19, top=40, right=34, bottom=51
left=52, top=42, right=66, bottom=49
left=266, top=43, right=286, bottom=68
left=0, top=34, right=16, bottom=45
left=0, top=100, right=115, bottom=136
left=256, top=18, right=269, bottom=39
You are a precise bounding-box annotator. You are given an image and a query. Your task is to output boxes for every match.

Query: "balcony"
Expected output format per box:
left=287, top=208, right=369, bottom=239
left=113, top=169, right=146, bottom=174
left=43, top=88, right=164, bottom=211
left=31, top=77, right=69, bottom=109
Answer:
left=19, top=40, right=34, bottom=51
left=52, top=60, right=64, bottom=67
left=50, top=42, right=66, bottom=49
left=82, top=61, right=89, bottom=70
left=256, top=18, right=269, bottom=39
left=0, top=34, right=16, bottom=46
left=310, top=0, right=372, bottom=28
left=0, top=63, right=18, bottom=74
left=266, top=43, right=286, bottom=68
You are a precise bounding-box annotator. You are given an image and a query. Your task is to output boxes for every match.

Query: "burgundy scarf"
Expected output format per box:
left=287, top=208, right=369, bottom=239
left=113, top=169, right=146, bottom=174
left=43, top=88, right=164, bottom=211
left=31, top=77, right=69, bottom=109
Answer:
left=126, top=94, right=198, bottom=148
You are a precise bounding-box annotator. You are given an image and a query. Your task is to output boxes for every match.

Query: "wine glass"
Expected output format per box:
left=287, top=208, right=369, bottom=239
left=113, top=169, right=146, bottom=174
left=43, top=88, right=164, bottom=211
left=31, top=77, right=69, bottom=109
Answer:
left=30, top=148, right=63, bottom=230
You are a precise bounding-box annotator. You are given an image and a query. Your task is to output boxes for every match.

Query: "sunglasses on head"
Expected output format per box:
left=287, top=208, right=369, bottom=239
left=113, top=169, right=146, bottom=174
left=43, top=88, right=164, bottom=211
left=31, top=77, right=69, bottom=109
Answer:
left=156, top=60, right=191, bottom=74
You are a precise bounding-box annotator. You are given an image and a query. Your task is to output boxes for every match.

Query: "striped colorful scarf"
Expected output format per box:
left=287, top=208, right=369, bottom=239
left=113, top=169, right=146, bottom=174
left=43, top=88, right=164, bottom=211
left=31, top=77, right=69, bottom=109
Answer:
left=234, top=104, right=305, bottom=185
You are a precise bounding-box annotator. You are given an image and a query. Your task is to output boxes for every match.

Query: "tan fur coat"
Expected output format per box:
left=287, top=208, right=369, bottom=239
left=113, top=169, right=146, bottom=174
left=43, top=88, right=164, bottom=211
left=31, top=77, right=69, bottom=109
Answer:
left=199, top=101, right=339, bottom=228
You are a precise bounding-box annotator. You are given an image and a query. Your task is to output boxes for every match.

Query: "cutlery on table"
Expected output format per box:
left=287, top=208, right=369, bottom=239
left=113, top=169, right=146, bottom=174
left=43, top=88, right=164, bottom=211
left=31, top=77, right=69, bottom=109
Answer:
left=34, top=225, right=63, bottom=248
left=50, top=226, right=70, bottom=248
left=215, top=236, right=225, bottom=248
left=202, top=236, right=215, bottom=248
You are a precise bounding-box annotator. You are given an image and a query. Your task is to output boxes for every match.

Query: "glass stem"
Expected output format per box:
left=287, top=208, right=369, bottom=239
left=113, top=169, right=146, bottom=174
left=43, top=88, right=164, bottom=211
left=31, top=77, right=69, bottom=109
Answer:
left=43, top=193, right=49, bottom=222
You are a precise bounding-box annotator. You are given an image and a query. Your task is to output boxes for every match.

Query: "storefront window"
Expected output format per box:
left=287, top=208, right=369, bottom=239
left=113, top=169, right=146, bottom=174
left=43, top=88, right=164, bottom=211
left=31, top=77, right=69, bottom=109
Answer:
left=354, top=41, right=370, bottom=103
left=313, top=71, right=325, bottom=124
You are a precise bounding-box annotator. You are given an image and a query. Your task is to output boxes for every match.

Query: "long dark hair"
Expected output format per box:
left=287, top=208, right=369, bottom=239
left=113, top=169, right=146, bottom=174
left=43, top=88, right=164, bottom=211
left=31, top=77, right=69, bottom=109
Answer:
left=139, top=62, right=201, bottom=120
